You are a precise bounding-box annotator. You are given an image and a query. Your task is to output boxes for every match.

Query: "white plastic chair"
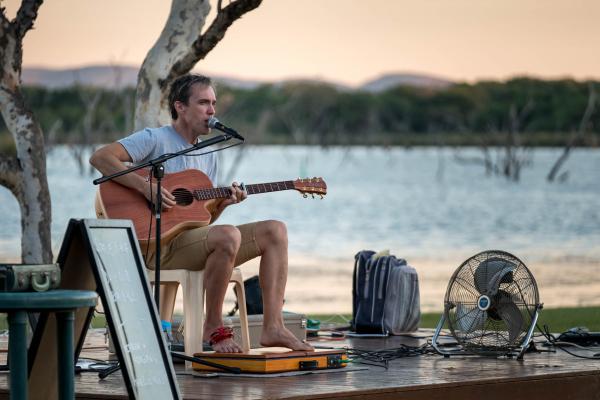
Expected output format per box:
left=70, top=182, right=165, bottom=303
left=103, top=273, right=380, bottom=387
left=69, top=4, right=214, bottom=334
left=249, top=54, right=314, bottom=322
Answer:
left=146, top=267, right=251, bottom=368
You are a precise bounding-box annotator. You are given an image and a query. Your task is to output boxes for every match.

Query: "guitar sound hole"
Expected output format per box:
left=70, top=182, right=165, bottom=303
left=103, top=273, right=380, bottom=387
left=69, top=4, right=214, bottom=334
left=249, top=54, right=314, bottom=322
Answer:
left=172, top=188, right=194, bottom=206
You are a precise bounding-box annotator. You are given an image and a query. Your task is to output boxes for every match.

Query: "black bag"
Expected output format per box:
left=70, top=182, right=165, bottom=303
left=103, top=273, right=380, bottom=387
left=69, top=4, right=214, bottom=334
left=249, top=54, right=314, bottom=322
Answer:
left=352, top=251, right=385, bottom=333
left=228, top=275, right=263, bottom=316
left=352, top=251, right=420, bottom=334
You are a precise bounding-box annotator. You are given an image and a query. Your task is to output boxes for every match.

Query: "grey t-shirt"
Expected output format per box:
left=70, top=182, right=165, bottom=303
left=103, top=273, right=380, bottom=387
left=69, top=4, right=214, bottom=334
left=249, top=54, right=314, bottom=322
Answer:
left=118, top=125, right=218, bottom=185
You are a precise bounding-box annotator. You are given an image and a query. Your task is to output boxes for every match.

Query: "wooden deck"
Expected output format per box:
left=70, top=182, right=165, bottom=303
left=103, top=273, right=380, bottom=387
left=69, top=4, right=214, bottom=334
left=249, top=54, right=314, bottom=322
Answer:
left=1, top=328, right=600, bottom=399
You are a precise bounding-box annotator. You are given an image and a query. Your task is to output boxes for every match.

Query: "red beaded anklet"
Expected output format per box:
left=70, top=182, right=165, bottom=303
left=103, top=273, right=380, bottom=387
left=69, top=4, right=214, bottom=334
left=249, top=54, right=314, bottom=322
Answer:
left=209, top=326, right=234, bottom=346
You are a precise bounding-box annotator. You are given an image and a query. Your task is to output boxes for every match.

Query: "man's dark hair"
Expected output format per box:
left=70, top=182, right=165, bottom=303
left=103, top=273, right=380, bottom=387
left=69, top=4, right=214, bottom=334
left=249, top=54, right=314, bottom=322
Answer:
left=168, top=74, right=213, bottom=119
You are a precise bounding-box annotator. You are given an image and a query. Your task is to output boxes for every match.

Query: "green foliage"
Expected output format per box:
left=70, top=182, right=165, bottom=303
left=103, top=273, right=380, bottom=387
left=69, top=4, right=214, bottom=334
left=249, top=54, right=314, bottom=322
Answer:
left=0, top=85, right=135, bottom=146
left=309, top=306, right=600, bottom=332
left=1, top=78, right=598, bottom=146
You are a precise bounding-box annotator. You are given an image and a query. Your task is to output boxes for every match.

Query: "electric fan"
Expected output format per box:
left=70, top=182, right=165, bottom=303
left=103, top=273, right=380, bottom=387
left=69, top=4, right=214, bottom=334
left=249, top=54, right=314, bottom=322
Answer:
left=432, top=250, right=542, bottom=359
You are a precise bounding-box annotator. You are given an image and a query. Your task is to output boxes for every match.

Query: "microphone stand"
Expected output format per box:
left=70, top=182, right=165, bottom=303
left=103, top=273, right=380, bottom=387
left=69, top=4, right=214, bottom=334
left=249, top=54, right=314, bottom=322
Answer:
left=93, top=131, right=244, bottom=376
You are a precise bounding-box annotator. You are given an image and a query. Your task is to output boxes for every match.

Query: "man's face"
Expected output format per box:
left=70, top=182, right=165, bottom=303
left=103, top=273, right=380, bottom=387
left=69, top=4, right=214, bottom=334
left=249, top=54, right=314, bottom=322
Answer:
left=176, top=83, right=216, bottom=135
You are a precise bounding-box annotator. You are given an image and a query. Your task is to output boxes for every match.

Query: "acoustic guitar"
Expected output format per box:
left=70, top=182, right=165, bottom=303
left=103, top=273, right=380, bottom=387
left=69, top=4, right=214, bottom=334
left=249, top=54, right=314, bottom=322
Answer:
left=95, top=169, right=327, bottom=246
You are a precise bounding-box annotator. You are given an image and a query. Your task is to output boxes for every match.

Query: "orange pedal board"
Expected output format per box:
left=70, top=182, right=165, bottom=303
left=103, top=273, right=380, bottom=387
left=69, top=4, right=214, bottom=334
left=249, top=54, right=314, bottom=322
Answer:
left=192, top=348, right=348, bottom=374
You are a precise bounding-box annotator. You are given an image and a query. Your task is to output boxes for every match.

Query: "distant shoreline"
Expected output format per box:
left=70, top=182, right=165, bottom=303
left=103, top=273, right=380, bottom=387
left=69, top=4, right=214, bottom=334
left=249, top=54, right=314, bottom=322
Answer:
left=2, top=76, right=598, bottom=149
left=2, top=139, right=598, bottom=152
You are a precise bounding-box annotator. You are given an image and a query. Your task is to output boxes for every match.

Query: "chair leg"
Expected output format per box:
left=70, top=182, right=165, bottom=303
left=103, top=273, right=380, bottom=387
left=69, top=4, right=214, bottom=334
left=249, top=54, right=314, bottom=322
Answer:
left=230, top=269, right=251, bottom=352
left=181, top=270, right=205, bottom=370
left=158, top=282, right=179, bottom=322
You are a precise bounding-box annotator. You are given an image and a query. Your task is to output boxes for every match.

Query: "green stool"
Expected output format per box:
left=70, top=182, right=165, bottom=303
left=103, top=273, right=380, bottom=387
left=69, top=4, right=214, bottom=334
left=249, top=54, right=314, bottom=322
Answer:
left=0, top=290, right=97, bottom=400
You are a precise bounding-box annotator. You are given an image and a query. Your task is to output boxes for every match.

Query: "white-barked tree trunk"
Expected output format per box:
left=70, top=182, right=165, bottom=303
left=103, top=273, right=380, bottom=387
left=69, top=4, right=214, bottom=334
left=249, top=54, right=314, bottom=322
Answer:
left=0, top=0, right=52, bottom=263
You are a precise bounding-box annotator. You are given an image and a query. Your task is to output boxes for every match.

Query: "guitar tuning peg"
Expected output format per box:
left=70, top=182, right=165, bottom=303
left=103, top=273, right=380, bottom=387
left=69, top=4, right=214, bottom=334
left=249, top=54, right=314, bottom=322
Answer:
left=319, top=194, right=324, bottom=199
left=311, top=194, right=315, bottom=199
left=303, top=193, right=307, bottom=198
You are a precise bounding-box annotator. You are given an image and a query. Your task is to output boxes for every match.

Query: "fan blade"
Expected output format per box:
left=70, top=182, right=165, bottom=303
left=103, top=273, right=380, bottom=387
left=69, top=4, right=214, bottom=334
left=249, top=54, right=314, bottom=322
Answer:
left=495, top=294, right=524, bottom=344
left=456, top=303, right=486, bottom=334
left=474, top=257, right=516, bottom=295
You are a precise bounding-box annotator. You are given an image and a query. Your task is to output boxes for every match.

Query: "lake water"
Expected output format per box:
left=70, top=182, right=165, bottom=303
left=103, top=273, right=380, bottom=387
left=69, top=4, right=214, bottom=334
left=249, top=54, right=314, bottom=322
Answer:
left=1, top=145, right=599, bottom=313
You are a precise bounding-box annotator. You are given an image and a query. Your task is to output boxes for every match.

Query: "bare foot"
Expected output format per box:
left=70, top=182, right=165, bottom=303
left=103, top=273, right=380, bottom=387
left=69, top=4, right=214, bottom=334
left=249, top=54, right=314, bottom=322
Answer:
left=204, top=327, right=243, bottom=353
left=260, top=325, right=314, bottom=351
left=210, top=337, right=243, bottom=353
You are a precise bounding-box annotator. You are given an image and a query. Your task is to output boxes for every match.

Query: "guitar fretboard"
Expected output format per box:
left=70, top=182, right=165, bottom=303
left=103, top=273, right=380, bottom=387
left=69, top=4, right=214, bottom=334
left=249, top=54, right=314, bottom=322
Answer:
left=193, top=181, right=295, bottom=200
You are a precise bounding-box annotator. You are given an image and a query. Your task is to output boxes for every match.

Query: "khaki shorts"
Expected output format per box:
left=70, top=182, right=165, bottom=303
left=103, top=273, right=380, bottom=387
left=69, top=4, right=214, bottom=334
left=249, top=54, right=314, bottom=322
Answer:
left=145, top=222, right=262, bottom=271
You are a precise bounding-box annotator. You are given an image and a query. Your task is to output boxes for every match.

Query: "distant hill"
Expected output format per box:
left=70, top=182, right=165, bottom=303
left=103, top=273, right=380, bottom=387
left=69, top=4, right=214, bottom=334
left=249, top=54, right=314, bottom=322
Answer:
left=360, top=73, right=454, bottom=92
left=22, top=65, right=266, bottom=90
left=22, top=65, right=140, bottom=89
left=21, top=65, right=454, bottom=91
left=271, top=77, right=352, bottom=91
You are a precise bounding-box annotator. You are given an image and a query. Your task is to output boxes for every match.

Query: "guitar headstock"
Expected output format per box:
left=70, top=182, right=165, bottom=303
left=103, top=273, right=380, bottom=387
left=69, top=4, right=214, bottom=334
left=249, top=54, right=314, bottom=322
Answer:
left=293, top=177, right=327, bottom=199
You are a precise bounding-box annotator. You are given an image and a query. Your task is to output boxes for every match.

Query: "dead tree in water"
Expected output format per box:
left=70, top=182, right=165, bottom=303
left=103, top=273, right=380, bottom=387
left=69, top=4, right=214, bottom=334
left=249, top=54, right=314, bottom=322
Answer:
left=454, top=101, right=534, bottom=182
left=70, top=82, right=103, bottom=175
left=501, top=101, right=534, bottom=181
left=547, top=83, right=597, bottom=182
left=69, top=65, right=135, bottom=175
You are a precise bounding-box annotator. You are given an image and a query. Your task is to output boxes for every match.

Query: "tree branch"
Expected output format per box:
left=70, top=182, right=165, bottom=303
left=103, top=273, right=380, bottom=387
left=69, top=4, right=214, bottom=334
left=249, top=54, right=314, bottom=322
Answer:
left=577, top=83, right=597, bottom=133
left=14, top=0, right=43, bottom=40
left=547, top=83, right=597, bottom=182
left=0, top=5, right=10, bottom=26
left=167, top=0, right=262, bottom=80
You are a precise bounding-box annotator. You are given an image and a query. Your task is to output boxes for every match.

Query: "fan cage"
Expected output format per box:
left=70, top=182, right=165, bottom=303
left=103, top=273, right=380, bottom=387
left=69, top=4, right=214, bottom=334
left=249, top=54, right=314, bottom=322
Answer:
left=444, top=250, right=540, bottom=355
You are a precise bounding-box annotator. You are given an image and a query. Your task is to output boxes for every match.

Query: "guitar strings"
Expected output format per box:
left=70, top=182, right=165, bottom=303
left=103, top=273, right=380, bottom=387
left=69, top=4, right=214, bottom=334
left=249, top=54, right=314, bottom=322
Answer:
left=169, top=182, right=297, bottom=204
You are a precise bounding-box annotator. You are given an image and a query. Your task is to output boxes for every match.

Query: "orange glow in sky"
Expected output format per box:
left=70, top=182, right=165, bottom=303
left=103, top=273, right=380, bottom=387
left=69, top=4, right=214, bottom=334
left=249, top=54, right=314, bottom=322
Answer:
left=4, top=0, right=600, bottom=86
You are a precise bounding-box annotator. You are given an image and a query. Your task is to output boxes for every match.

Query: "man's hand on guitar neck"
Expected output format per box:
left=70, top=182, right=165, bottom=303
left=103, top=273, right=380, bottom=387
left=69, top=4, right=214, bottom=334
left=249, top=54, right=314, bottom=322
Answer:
left=219, top=181, right=247, bottom=209
left=211, top=182, right=247, bottom=222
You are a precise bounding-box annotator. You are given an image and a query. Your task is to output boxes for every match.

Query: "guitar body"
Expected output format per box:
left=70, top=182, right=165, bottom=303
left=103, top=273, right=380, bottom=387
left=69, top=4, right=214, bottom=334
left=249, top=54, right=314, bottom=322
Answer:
left=96, top=169, right=216, bottom=246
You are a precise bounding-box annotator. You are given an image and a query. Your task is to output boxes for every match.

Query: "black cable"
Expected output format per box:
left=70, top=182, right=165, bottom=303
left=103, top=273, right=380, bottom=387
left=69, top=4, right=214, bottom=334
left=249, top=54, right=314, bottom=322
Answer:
left=537, top=324, right=600, bottom=360
left=157, top=141, right=243, bottom=160
left=75, top=358, right=117, bottom=374
left=180, top=141, right=243, bottom=157
left=345, top=343, right=438, bottom=369
left=98, top=362, right=121, bottom=379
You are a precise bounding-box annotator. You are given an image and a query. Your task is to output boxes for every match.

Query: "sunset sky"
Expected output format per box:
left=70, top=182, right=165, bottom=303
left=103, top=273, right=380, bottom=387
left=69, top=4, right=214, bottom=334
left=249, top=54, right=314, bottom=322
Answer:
left=4, top=0, right=600, bottom=86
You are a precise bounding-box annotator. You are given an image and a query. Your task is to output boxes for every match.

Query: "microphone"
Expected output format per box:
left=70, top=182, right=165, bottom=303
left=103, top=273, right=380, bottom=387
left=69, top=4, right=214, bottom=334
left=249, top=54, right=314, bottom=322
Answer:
left=208, top=117, right=245, bottom=141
